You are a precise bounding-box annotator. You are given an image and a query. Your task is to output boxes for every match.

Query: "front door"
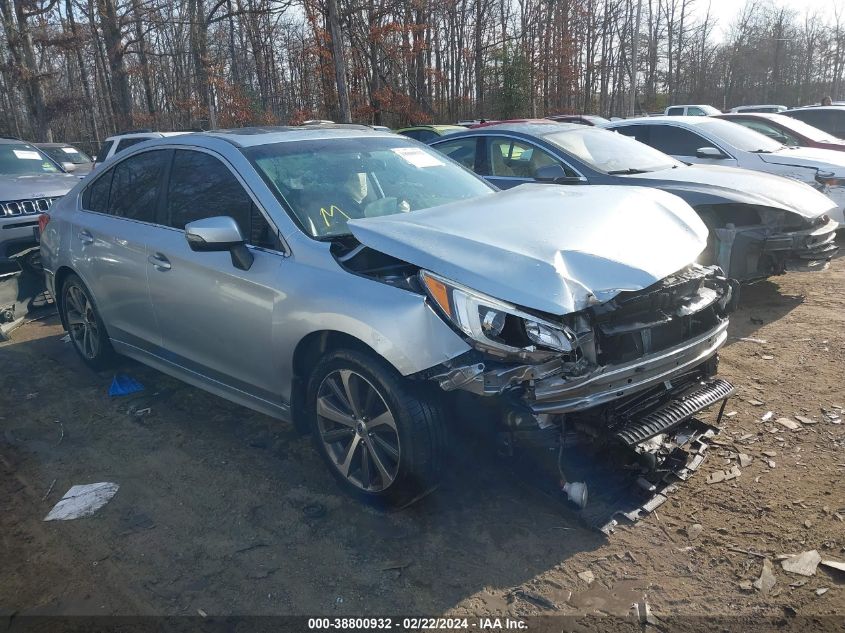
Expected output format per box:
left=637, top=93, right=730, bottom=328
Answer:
left=482, top=137, right=578, bottom=189
left=146, top=148, right=287, bottom=404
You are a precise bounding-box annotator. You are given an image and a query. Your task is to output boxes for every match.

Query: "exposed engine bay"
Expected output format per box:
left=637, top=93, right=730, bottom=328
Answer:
left=339, top=243, right=739, bottom=531
left=696, top=204, right=839, bottom=282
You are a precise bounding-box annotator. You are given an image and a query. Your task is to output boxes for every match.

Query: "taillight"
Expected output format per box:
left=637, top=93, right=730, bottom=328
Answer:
left=38, top=213, right=50, bottom=234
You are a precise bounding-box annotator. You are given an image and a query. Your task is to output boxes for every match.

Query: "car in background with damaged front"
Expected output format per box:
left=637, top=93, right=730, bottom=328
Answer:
left=40, top=126, right=737, bottom=530
left=430, top=122, right=839, bottom=282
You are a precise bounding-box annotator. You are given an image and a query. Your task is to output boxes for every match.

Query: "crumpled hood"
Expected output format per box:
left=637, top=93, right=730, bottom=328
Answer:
left=758, top=147, right=845, bottom=174
left=0, top=173, right=78, bottom=201
left=347, top=184, right=707, bottom=316
left=625, top=164, right=836, bottom=219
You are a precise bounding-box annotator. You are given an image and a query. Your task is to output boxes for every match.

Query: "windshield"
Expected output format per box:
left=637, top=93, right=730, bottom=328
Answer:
left=43, top=145, right=92, bottom=165
left=543, top=127, right=679, bottom=173
left=246, top=136, right=494, bottom=239
left=0, top=144, right=61, bottom=175
left=770, top=115, right=841, bottom=143
left=695, top=120, right=783, bottom=152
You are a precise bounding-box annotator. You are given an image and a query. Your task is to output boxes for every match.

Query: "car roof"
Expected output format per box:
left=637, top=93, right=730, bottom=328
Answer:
left=730, top=105, right=786, bottom=110
left=787, top=105, right=845, bottom=111
left=612, top=116, right=712, bottom=126
left=397, top=124, right=464, bottom=132
left=36, top=142, right=76, bottom=148
left=451, top=121, right=584, bottom=135
left=104, top=131, right=188, bottom=141
left=0, top=137, right=30, bottom=145
left=136, top=125, right=397, bottom=149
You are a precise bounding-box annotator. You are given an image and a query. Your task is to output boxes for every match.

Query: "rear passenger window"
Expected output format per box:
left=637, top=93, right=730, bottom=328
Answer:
left=82, top=171, right=113, bottom=213
left=646, top=126, right=707, bottom=156
left=165, top=150, right=279, bottom=250
left=94, top=140, right=113, bottom=164
left=615, top=125, right=650, bottom=144
left=667, top=107, right=684, bottom=116
left=108, top=150, right=167, bottom=222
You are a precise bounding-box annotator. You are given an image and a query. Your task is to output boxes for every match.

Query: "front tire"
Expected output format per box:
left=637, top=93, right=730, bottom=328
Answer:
left=60, top=273, right=115, bottom=370
left=306, top=348, right=445, bottom=507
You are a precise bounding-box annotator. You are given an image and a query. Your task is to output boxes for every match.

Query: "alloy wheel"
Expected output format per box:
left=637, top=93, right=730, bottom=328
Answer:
left=65, top=284, right=100, bottom=360
left=316, top=369, right=401, bottom=492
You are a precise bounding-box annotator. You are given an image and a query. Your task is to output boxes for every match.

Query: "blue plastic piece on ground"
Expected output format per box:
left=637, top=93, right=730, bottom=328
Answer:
left=108, top=374, right=144, bottom=397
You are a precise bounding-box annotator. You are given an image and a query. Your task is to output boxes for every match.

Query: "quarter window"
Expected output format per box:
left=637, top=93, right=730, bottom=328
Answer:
left=165, top=150, right=279, bottom=250
left=94, top=140, right=113, bottom=164
left=82, top=170, right=113, bottom=213
left=107, top=150, right=167, bottom=222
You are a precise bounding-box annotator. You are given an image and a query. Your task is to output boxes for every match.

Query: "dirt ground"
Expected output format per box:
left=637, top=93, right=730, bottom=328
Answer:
left=1, top=247, right=844, bottom=626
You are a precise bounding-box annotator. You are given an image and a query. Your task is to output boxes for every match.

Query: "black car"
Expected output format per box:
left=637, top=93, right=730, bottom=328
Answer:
left=427, top=122, right=839, bottom=281
left=783, top=106, right=845, bottom=140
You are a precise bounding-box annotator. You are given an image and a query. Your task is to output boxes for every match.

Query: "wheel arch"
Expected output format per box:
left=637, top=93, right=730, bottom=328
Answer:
left=53, top=265, right=78, bottom=331
left=289, top=330, right=396, bottom=433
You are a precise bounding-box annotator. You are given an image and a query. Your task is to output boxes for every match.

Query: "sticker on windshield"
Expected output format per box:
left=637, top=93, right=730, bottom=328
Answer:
left=391, top=147, right=444, bottom=168
left=61, top=147, right=80, bottom=154
left=14, top=150, right=42, bottom=160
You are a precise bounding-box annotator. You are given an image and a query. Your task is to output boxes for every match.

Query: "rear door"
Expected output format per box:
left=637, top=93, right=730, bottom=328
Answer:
left=71, top=149, right=169, bottom=351
left=146, top=148, right=287, bottom=404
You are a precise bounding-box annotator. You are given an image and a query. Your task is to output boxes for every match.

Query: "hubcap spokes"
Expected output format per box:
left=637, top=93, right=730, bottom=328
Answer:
left=316, top=369, right=400, bottom=492
left=65, top=285, right=99, bottom=359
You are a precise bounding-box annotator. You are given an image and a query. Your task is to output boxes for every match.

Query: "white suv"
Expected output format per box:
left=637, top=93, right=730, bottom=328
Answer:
left=663, top=104, right=721, bottom=116
left=93, top=131, right=187, bottom=167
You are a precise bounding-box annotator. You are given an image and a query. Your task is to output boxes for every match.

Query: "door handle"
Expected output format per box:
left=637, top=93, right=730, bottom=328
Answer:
left=147, top=253, right=171, bottom=271
left=78, top=230, right=94, bottom=245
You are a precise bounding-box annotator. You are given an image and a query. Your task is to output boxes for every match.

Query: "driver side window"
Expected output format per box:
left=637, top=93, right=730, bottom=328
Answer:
left=485, top=138, right=576, bottom=179
left=165, top=150, right=280, bottom=250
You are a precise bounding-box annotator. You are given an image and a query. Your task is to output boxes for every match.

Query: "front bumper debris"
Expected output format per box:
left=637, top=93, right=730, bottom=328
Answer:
left=583, top=416, right=721, bottom=534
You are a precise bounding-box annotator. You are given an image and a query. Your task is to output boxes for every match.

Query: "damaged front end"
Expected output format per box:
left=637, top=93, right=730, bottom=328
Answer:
left=698, top=204, right=839, bottom=282
left=427, top=264, right=739, bottom=533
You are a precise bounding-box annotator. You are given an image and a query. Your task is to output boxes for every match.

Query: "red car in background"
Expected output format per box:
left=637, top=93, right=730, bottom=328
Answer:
left=715, top=113, right=845, bottom=152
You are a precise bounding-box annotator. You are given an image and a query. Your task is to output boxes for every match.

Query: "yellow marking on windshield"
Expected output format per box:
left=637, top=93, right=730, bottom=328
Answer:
left=320, top=204, right=351, bottom=227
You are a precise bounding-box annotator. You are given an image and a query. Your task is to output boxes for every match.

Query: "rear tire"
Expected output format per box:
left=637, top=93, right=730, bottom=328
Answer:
left=306, top=348, right=445, bottom=507
left=60, top=273, right=115, bottom=371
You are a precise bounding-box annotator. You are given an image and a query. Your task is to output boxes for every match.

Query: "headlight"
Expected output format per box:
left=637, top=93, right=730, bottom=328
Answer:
left=419, top=270, right=576, bottom=359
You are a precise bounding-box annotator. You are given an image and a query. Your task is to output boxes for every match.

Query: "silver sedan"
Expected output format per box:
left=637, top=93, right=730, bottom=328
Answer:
left=40, top=126, right=736, bottom=515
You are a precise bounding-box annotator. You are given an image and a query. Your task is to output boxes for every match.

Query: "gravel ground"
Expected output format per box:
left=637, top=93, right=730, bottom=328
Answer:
left=1, top=247, right=844, bottom=627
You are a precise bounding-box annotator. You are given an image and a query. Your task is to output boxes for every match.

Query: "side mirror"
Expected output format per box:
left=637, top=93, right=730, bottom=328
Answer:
left=695, top=146, right=726, bottom=159
left=534, top=164, right=584, bottom=184
left=184, top=216, right=254, bottom=271
left=61, top=162, right=77, bottom=172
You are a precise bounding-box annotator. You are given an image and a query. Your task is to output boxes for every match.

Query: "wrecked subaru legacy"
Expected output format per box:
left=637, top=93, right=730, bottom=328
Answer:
left=41, top=127, right=736, bottom=529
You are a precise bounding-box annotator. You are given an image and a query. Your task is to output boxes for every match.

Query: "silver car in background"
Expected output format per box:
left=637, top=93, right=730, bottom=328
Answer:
left=606, top=117, right=845, bottom=225
left=40, top=126, right=736, bottom=524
